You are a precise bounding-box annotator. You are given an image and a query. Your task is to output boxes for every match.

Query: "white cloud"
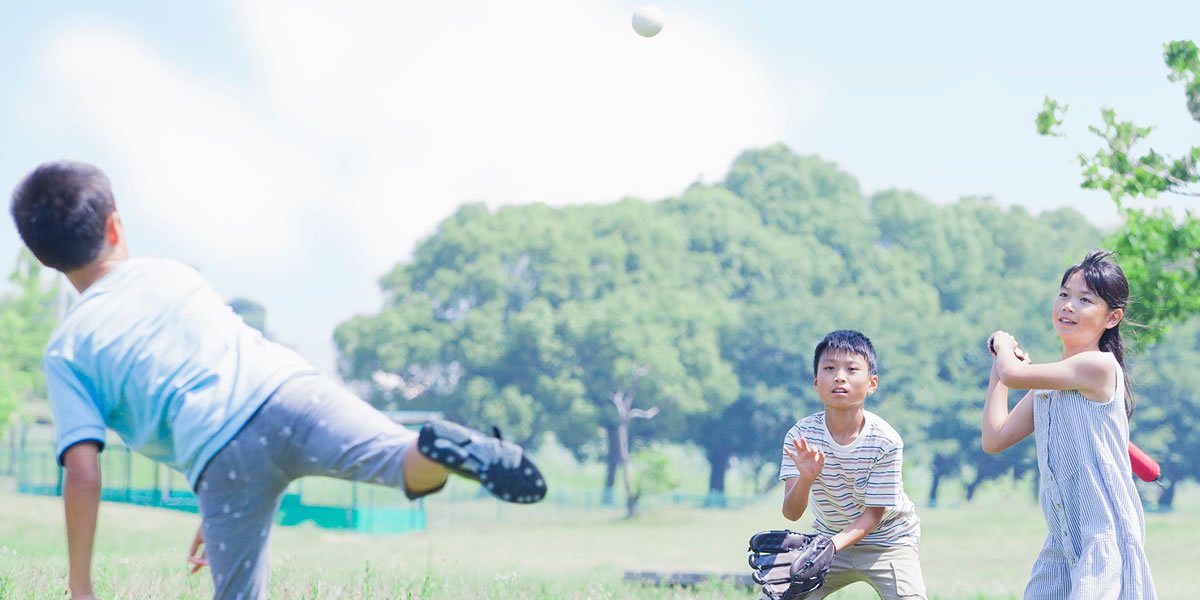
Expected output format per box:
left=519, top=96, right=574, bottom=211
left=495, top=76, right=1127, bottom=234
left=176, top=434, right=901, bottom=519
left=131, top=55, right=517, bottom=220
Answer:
left=35, top=1, right=796, bottom=367
left=42, top=28, right=314, bottom=269
left=234, top=0, right=793, bottom=265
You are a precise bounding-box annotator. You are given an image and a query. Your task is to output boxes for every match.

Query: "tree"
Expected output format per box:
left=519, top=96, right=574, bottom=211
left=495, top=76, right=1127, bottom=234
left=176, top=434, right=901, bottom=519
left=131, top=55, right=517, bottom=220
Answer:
left=333, top=143, right=1112, bottom=505
left=868, top=192, right=1101, bottom=503
left=724, top=144, right=879, bottom=268
left=1127, top=317, right=1200, bottom=508
left=335, top=199, right=739, bottom=504
left=668, top=154, right=877, bottom=498
left=1034, top=40, right=1200, bottom=499
left=0, top=250, right=61, bottom=427
left=1036, top=40, right=1200, bottom=343
left=610, top=365, right=659, bottom=517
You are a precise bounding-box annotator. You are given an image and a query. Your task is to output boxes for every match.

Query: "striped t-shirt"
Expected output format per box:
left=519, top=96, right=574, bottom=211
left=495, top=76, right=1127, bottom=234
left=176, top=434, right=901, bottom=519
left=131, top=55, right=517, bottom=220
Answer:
left=779, top=410, right=920, bottom=546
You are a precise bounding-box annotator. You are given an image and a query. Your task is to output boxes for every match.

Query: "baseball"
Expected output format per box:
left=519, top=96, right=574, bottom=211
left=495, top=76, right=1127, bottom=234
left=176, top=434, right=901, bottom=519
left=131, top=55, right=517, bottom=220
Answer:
left=632, top=5, right=664, bottom=38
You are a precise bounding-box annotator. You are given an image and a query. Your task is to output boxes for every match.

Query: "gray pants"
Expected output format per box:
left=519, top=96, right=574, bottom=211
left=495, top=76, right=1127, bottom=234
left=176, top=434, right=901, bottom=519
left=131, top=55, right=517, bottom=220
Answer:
left=194, top=374, right=430, bottom=600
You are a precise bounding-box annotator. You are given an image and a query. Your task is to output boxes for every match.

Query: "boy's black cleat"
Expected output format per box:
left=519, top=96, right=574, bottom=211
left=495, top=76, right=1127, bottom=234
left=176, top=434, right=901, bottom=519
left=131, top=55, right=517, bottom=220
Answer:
left=417, top=420, right=547, bottom=504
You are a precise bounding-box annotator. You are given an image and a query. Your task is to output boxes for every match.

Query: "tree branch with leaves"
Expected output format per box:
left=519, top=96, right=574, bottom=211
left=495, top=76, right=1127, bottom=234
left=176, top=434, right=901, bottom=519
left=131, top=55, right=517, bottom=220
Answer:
left=1036, top=40, right=1200, bottom=343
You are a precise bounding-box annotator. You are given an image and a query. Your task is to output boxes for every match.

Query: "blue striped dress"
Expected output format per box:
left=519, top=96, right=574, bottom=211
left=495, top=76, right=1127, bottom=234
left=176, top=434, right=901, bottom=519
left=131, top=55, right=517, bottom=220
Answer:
left=1025, top=355, right=1157, bottom=599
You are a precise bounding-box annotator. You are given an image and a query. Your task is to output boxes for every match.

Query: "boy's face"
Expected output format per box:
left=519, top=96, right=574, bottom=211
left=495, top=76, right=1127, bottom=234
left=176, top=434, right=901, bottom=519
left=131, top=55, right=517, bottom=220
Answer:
left=812, top=350, right=877, bottom=409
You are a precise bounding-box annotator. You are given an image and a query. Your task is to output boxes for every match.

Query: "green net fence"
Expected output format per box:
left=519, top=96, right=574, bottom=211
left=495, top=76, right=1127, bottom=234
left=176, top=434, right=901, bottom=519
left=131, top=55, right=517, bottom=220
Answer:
left=9, top=440, right=763, bottom=534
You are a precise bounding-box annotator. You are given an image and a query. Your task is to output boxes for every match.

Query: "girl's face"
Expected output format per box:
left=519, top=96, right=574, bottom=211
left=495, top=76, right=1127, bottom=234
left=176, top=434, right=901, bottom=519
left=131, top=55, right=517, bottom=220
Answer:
left=1053, top=271, right=1123, bottom=345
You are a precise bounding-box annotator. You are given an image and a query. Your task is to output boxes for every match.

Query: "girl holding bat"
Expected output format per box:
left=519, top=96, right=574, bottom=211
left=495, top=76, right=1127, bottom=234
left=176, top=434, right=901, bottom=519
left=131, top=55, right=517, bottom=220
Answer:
left=982, top=249, right=1156, bottom=599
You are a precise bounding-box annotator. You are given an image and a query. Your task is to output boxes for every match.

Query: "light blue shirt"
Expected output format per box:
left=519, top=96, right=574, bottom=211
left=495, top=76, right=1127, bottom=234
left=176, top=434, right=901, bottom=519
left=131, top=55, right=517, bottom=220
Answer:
left=44, top=257, right=314, bottom=487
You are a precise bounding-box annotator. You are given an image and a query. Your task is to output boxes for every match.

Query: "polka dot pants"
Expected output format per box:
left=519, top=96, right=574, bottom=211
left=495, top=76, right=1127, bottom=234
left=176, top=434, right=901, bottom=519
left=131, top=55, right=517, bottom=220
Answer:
left=194, top=374, right=424, bottom=599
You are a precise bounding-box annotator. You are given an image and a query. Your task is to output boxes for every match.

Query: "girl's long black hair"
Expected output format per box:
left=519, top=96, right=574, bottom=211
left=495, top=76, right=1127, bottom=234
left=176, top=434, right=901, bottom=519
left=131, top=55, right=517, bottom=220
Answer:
left=1061, top=249, right=1134, bottom=419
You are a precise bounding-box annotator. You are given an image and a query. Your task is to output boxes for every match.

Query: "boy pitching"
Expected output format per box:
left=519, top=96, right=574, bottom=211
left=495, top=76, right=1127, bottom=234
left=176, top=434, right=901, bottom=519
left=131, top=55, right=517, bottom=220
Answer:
left=776, top=330, right=925, bottom=599
left=10, top=161, right=546, bottom=600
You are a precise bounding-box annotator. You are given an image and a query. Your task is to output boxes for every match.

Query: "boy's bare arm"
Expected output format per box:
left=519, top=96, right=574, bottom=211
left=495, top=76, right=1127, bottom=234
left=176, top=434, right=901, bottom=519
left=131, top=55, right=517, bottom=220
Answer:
left=781, top=476, right=814, bottom=521
left=830, top=505, right=885, bottom=551
left=62, top=442, right=101, bottom=600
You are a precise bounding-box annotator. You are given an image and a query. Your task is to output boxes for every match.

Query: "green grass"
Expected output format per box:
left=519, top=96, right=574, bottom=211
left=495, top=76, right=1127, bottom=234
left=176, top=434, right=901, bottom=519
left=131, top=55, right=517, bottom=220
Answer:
left=0, top=477, right=1196, bottom=599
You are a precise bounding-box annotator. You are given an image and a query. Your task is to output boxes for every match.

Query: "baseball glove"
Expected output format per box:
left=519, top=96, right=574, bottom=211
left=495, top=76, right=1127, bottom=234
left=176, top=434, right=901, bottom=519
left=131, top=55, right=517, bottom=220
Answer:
left=747, top=530, right=835, bottom=600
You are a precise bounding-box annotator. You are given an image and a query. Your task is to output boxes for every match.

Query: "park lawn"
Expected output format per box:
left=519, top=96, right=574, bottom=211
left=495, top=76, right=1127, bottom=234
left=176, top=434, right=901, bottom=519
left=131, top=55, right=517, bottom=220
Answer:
left=0, top=481, right=1195, bottom=599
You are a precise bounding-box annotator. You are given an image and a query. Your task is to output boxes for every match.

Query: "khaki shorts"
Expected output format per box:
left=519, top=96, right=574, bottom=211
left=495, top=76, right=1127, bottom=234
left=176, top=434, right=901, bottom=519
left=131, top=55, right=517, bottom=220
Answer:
left=760, top=543, right=926, bottom=600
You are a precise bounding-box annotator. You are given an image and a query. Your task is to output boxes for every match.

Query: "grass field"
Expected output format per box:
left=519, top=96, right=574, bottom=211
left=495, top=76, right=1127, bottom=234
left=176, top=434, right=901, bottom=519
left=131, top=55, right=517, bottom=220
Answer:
left=0, top=477, right=1196, bottom=599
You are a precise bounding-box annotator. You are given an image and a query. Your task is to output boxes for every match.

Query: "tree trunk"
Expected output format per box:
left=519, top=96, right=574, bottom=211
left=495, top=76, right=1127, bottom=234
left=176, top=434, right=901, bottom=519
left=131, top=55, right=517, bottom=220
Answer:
left=603, top=425, right=619, bottom=505
left=706, top=448, right=730, bottom=507
left=619, top=420, right=636, bottom=518
left=928, top=465, right=942, bottom=508
left=607, top=368, right=657, bottom=518
left=707, top=449, right=729, bottom=494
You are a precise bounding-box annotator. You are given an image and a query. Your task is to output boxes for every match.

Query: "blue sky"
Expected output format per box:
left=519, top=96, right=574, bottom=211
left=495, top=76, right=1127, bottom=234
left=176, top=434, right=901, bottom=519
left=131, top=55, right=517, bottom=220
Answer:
left=2, top=1, right=1198, bottom=371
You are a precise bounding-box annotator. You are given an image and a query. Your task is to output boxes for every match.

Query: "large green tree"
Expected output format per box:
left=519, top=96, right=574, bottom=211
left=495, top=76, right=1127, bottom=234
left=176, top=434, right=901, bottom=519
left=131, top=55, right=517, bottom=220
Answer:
left=873, top=195, right=1100, bottom=502
left=335, top=143, right=1110, bottom=503
left=661, top=153, right=858, bottom=498
left=335, top=199, right=739, bottom=505
left=710, top=180, right=1101, bottom=502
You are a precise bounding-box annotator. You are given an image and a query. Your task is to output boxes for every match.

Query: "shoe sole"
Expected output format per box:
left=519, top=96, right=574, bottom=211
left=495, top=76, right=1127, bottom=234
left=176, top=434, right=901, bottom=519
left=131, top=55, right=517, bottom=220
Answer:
left=418, top=421, right=547, bottom=504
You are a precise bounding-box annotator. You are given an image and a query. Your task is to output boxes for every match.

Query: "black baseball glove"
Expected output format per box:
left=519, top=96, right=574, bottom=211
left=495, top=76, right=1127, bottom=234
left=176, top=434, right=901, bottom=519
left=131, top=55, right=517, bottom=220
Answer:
left=747, top=530, right=835, bottom=600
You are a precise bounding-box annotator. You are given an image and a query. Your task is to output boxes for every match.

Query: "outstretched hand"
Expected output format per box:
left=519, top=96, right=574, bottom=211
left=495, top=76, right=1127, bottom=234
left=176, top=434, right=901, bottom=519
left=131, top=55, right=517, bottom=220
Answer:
left=784, top=437, right=825, bottom=482
left=187, top=525, right=208, bottom=574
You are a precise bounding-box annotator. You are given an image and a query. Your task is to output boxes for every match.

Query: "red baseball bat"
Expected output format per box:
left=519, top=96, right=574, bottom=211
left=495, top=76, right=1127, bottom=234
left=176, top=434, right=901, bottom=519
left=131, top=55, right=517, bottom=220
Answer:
left=1128, top=441, right=1160, bottom=482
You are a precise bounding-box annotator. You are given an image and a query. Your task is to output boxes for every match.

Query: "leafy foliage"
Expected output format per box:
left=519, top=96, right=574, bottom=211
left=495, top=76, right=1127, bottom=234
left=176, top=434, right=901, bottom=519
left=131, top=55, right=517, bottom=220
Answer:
left=1028, top=40, right=1200, bottom=507
left=0, top=250, right=61, bottom=425
left=335, top=143, right=1126, bottom=503
left=1129, top=317, right=1200, bottom=506
left=1036, top=40, right=1200, bottom=344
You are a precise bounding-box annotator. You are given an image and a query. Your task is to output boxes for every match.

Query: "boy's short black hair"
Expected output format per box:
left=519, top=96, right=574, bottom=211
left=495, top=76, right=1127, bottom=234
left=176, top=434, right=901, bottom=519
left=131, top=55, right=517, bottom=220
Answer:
left=812, top=330, right=878, bottom=377
left=10, top=161, right=116, bottom=272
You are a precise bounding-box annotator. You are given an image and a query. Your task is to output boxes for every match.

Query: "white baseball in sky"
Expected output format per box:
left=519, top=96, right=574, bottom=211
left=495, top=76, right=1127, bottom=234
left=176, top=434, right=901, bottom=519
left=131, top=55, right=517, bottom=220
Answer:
left=632, top=5, right=664, bottom=38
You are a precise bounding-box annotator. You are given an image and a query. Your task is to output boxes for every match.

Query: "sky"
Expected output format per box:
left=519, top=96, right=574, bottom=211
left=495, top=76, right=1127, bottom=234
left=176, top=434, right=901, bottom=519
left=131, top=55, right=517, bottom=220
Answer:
left=2, top=0, right=1198, bottom=372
